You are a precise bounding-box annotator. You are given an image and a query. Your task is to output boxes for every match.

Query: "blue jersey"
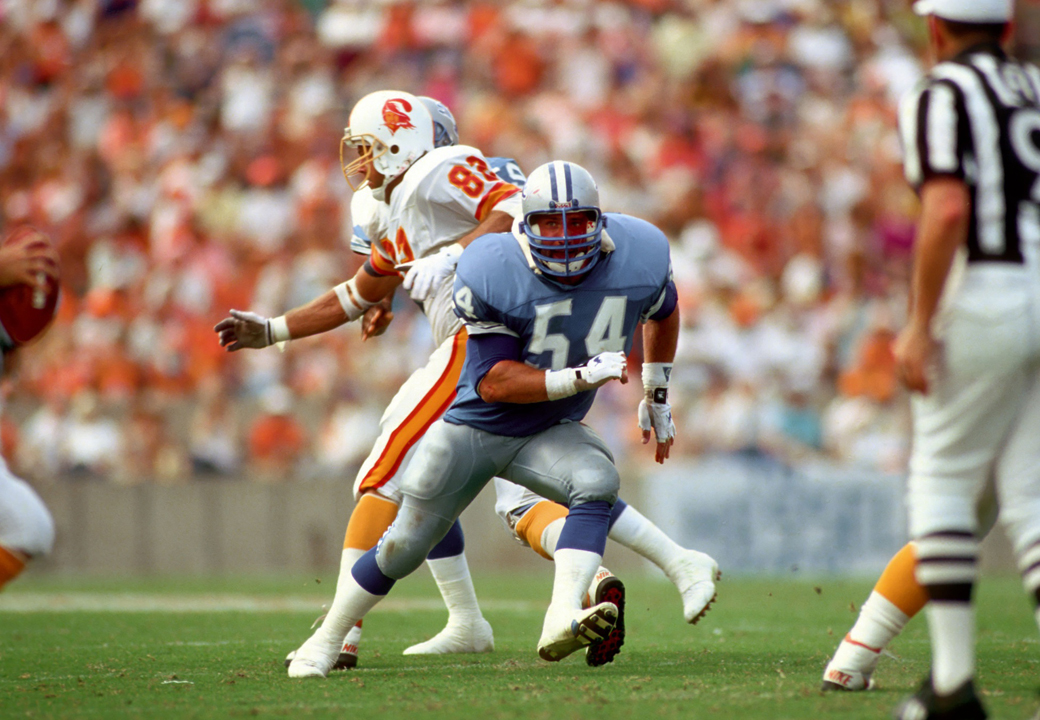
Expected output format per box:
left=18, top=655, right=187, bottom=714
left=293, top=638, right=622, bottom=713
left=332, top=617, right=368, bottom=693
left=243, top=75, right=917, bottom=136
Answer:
left=445, top=213, right=674, bottom=436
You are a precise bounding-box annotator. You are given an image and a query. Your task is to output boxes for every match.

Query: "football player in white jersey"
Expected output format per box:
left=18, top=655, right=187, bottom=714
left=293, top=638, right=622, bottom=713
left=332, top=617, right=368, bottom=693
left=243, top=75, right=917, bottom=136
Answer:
left=0, top=229, right=58, bottom=590
left=216, top=91, right=521, bottom=669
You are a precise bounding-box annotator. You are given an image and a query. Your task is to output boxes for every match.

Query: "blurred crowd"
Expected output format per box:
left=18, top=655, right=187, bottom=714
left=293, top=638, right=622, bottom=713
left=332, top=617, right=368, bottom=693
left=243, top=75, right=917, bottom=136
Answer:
left=0, top=0, right=940, bottom=483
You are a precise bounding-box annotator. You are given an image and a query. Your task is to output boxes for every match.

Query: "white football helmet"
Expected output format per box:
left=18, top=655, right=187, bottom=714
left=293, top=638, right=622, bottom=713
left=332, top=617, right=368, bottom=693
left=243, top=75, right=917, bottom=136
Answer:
left=520, top=161, right=606, bottom=279
left=418, top=96, right=459, bottom=149
left=341, top=90, right=434, bottom=190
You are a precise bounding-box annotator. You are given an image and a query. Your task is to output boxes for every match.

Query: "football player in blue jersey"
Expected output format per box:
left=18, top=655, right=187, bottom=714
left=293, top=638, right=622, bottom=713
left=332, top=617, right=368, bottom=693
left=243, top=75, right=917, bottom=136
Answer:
left=288, top=161, right=686, bottom=676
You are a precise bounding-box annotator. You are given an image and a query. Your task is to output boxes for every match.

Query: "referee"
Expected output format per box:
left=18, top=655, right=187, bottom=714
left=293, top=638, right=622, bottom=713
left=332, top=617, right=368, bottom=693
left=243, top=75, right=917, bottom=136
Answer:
left=893, top=0, right=1040, bottom=718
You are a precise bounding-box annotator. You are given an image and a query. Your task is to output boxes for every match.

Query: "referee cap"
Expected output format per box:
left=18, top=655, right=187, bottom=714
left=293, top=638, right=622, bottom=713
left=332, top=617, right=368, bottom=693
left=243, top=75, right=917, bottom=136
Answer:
left=912, top=0, right=1012, bottom=22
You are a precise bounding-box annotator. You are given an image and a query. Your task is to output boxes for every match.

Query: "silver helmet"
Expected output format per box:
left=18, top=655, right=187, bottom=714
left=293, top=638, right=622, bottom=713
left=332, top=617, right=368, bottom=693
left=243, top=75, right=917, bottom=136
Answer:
left=418, top=96, right=459, bottom=149
left=520, top=161, right=605, bottom=279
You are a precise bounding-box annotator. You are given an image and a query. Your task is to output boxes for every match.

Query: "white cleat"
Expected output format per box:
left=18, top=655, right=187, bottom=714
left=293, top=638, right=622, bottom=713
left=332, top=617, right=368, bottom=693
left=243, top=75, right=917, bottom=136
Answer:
left=285, top=641, right=358, bottom=670
left=287, top=631, right=345, bottom=679
left=820, top=635, right=880, bottom=691
left=403, top=617, right=494, bottom=655
left=537, top=602, right=618, bottom=663
left=666, top=550, right=721, bottom=624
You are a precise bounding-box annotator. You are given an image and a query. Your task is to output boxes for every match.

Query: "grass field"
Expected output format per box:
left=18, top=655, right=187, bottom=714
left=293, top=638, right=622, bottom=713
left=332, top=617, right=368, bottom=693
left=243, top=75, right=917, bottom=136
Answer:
left=1, top=572, right=1038, bottom=719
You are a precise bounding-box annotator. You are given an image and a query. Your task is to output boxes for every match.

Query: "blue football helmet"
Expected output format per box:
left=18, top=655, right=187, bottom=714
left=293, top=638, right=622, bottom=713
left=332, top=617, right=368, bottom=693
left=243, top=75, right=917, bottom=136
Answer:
left=519, top=161, right=605, bottom=279
left=418, top=96, right=459, bottom=149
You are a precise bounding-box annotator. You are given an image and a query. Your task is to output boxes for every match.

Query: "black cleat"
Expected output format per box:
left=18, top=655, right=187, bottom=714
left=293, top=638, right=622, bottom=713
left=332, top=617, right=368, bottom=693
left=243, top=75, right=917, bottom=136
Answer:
left=585, top=569, right=626, bottom=667
left=893, top=676, right=986, bottom=720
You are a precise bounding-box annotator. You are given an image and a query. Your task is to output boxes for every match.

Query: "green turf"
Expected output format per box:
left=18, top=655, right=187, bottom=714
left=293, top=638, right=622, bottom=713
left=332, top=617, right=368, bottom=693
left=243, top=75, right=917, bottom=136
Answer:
left=1, top=573, right=1037, bottom=719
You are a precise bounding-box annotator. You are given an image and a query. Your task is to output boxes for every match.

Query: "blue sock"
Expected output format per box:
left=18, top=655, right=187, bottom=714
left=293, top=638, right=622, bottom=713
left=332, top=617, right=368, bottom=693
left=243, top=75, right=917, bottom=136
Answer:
left=351, top=547, right=396, bottom=595
left=557, top=501, right=611, bottom=555
left=608, top=499, right=628, bottom=530
left=426, top=519, right=464, bottom=560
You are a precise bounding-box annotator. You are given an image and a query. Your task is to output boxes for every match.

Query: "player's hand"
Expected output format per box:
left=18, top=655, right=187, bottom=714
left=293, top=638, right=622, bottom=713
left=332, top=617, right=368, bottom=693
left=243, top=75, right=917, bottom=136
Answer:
left=638, top=398, right=675, bottom=464
left=576, top=351, right=628, bottom=389
left=402, top=243, right=463, bottom=302
left=361, top=296, right=394, bottom=341
left=0, top=231, right=59, bottom=287
left=214, top=309, right=273, bottom=352
left=893, top=322, right=937, bottom=394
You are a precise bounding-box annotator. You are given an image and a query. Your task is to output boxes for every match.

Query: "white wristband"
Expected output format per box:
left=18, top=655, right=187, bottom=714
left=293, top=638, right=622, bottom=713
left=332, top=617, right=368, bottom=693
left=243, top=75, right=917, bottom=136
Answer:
left=545, top=368, right=581, bottom=401
left=642, top=362, right=673, bottom=401
left=269, top=316, right=291, bottom=344
left=333, top=278, right=378, bottom=322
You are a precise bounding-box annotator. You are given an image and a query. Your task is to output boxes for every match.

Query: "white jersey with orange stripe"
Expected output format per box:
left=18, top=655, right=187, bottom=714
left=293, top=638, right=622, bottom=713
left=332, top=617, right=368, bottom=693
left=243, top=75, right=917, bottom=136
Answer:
left=367, top=145, right=522, bottom=347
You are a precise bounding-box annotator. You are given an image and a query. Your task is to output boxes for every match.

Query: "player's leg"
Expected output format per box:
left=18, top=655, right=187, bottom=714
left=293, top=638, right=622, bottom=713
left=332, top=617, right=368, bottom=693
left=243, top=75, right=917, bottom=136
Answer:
left=822, top=543, right=925, bottom=690
left=0, top=467, right=54, bottom=590
left=503, top=423, right=621, bottom=662
left=494, top=479, right=625, bottom=666
left=604, top=500, right=719, bottom=623
left=404, top=518, right=494, bottom=655
left=507, top=490, right=718, bottom=624
left=290, top=419, right=505, bottom=678
left=824, top=485, right=1000, bottom=692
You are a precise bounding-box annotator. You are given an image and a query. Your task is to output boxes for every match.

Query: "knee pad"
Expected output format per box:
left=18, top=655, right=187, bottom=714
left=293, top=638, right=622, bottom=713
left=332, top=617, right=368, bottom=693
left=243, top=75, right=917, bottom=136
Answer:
left=0, top=474, right=54, bottom=557
left=553, top=453, right=619, bottom=507
left=376, top=505, right=454, bottom=580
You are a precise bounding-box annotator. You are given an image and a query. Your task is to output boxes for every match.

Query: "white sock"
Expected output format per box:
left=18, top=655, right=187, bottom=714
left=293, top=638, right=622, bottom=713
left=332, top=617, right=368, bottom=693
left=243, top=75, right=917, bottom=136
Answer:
left=927, top=601, right=975, bottom=695
left=550, top=548, right=603, bottom=611
left=319, top=548, right=379, bottom=642
left=540, top=519, right=565, bottom=559
left=608, top=504, right=685, bottom=573
left=848, top=591, right=910, bottom=650
left=426, top=554, right=484, bottom=624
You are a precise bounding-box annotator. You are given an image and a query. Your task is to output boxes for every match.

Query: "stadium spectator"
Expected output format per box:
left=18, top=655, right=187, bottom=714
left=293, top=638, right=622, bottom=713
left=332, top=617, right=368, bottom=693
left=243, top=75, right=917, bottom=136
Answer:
left=0, top=0, right=941, bottom=482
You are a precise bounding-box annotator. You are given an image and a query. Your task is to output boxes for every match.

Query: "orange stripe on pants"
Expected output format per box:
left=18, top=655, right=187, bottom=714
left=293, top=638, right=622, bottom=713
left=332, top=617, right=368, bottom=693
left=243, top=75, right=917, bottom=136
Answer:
left=356, top=330, right=467, bottom=494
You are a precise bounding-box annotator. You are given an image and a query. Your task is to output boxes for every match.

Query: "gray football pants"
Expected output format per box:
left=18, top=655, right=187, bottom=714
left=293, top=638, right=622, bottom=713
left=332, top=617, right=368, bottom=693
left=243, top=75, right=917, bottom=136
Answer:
left=376, top=418, right=619, bottom=579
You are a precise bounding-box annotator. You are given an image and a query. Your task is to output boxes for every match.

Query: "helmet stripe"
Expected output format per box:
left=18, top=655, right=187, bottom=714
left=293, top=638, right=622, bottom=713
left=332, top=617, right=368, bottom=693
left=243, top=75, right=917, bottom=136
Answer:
left=548, top=162, right=559, bottom=203
left=555, top=161, right=569, bottom=202
left=563, top=162, right=573, bottom=201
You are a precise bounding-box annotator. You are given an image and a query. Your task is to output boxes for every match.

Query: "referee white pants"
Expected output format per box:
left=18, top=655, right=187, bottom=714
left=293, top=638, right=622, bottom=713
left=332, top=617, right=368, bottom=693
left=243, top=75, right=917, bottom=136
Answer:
left=908, top=268, right=1040, bottom=591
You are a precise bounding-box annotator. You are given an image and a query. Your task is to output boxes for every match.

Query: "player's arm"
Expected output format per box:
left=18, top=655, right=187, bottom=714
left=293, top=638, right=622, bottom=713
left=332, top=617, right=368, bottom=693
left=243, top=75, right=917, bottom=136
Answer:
left=894, top=177, right=970, bottom=394
left=475, top=338, right=628, bottom=404
left=639, top=277, right=680, bottom=463
left=454, top=210, right=515, bottom=251
left=214, top=263, right=401, bottom=351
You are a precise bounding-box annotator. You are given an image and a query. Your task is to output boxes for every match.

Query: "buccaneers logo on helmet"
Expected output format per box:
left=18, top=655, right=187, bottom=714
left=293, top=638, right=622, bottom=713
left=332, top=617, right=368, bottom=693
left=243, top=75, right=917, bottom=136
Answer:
left=382, top=99, right=416, bottom=134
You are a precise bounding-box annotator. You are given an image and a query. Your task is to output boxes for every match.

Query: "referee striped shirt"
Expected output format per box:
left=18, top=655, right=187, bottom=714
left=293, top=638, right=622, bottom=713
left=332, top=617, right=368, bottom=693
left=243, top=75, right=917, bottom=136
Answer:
left=900, top=42, right=1040, bottom=264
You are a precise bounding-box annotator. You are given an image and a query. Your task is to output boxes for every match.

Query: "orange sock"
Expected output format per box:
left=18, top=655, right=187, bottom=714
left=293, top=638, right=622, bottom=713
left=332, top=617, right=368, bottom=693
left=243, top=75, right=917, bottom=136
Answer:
left=874, top=543, right=929, bottom=617
left=514, top=501, right=569, bottom=560
left=0, top=545, right=27, bottom=590
left=343, top=494, right=399, bottom=551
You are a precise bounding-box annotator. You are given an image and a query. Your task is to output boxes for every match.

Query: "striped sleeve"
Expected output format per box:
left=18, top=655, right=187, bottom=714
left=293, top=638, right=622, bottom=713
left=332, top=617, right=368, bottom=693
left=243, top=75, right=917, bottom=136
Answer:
left=899, top=78, right=966, bottom=189
left=368, top=240, right=400, bottom=276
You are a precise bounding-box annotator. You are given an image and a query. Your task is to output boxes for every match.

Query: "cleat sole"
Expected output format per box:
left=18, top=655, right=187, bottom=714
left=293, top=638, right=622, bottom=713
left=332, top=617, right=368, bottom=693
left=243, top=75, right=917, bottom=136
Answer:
left=586, top=577, right=626, bottom=667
